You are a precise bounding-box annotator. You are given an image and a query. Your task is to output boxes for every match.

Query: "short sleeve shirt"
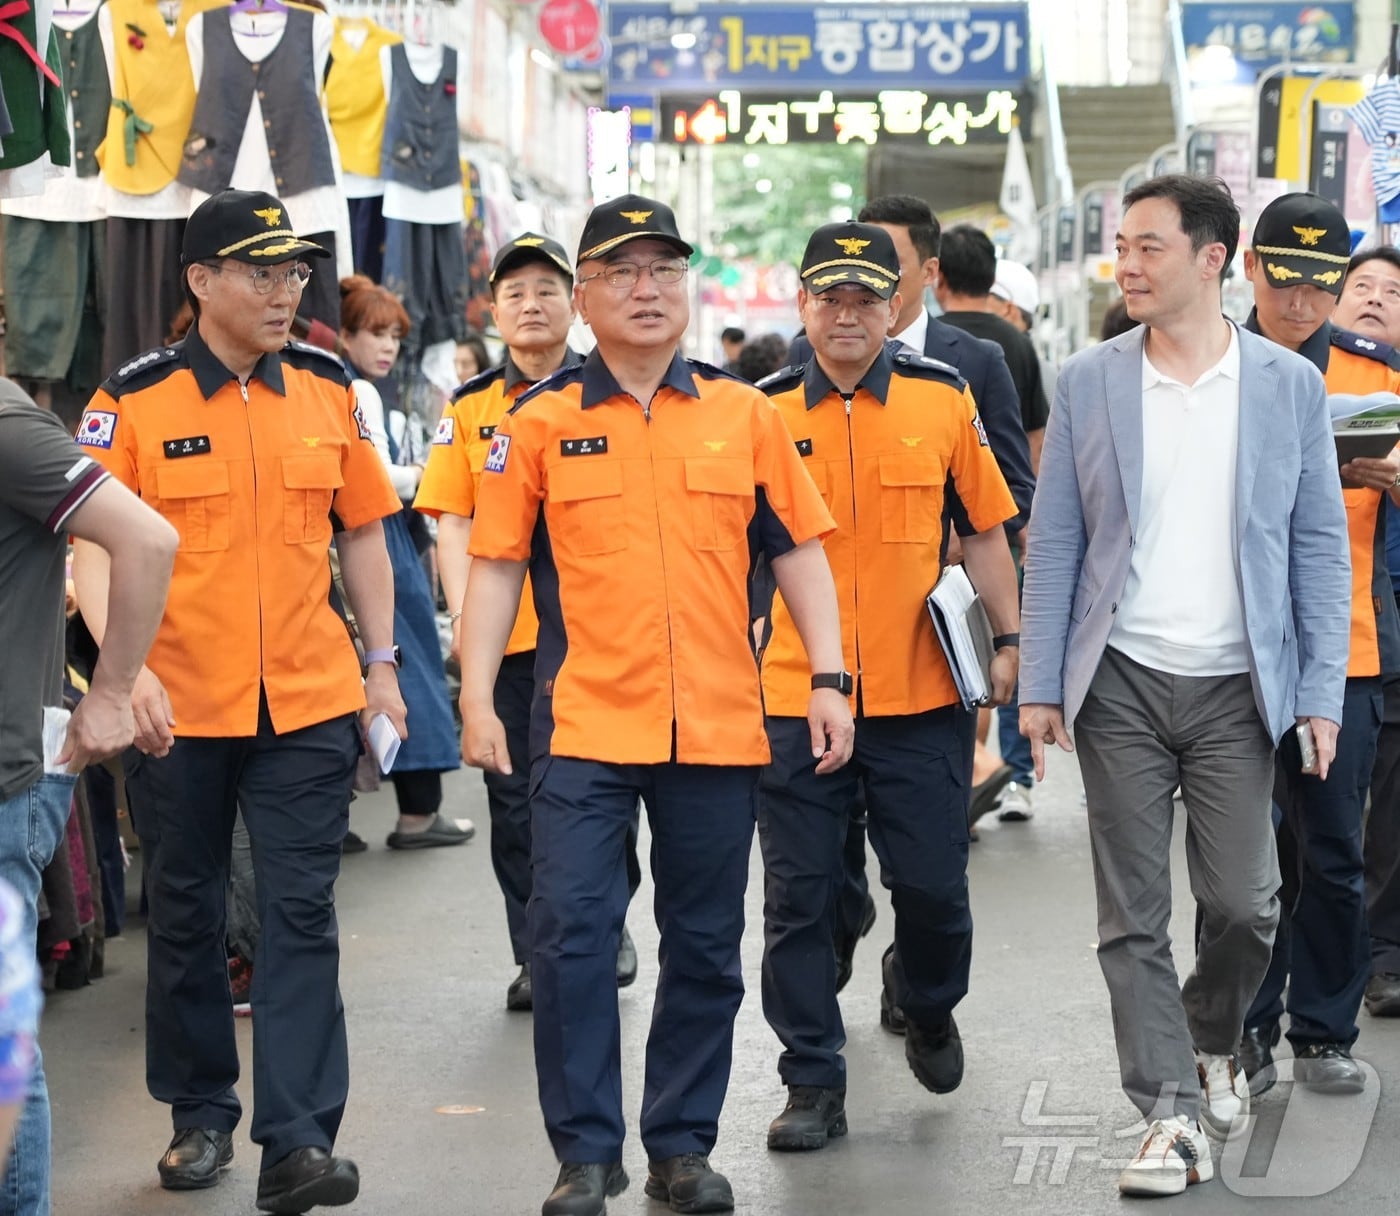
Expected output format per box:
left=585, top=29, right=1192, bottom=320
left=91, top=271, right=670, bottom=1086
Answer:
left=468, top=350, right=835, bottom=766
left=0, top=382, right=110, bottom=799
left=77, top=328, right=401, bottom=737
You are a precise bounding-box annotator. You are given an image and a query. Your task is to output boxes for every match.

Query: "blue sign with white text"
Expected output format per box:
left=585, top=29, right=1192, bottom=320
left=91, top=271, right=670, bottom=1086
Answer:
left=607, top=3, right=1030, bottom=93
left=1181, top=3, right=1355, bottom=84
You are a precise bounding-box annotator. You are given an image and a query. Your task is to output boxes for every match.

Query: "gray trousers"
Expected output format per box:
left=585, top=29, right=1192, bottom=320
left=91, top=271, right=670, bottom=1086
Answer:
left=1076, top=647, right=1279, bottom=1123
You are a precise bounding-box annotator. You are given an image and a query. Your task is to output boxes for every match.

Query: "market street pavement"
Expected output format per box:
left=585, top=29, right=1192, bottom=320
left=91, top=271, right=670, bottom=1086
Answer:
left=48, top=742, right=1400, bottom=1213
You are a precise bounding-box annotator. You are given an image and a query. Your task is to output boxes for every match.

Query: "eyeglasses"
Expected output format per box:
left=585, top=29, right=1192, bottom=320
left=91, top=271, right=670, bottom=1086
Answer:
left=810, top=292, right=886, bottom=313
left=578, top=258, right=689, bottom=289
left=206, top=262, right=313, bottom=295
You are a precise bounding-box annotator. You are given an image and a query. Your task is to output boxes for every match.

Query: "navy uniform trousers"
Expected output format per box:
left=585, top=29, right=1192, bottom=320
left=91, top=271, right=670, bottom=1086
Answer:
left=529, top=756, right=757, bottom=1162
left=124, top=696, right=359, bottom=1169
left=1246, top=676, right=1382, bottom=1046
left=1366, top=672, right=1400, bottom=977
left=759, top=708, right=972, bottom=1088
left=486, top=653, right=642, bottom=964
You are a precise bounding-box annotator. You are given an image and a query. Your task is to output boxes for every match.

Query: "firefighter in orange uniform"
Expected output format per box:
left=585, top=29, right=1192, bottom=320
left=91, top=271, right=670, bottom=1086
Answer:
left=459, top=195, right=852, bottom=1216
left=71, top=190, right=403, bottom=1213
left=1236, top=193, right=1400, bottom=1096
left=755, top=223, right=1021, bottom=1152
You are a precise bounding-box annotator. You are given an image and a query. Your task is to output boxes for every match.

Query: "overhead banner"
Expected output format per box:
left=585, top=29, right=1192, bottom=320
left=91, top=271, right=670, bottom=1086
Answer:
left=608, top=3, right=1030, bottom=93
left=659, top=87, right=1025, bottom=145
left=1182, top=3, right=1355, bottom=85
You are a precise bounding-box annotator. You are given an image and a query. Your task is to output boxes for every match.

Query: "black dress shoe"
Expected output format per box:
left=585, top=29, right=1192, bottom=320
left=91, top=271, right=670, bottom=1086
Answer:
left=834, top=895, right=877, bottom=993
left=616, top=926, right=638, bottom=988
left=767, top=1085, right=848, bottom=1151
left=158, top=1128, right=233, bottom=1190
left=879, top=945, right=906, bottom=1035
left=507, top=962, right=533, bottom=1011
left=1365, top=972, right=1400, bottom=1017
left=1238, top=1022, right=1280, bottom=1096
left=255, top=1147, right=359, bottom=1214
left=1294, top=1042, right=1366, bottom=1094
left=643, top=1153, right=734, bottom=1213
left=906, top=1015, right=964, bottom=1094
left=968, top=763, right=1014, bottom=828
left=542, top=1161, right=628, bottom=1216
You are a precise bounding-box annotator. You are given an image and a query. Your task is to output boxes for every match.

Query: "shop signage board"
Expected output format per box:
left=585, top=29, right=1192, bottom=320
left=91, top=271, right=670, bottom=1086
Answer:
left=607, top=2, right=1030, bottom=93
left=658, top=87, right=1025, bottom=145
left=1182, top=3, right=1355, bottom=84
left=1257, top=73, right=1365, bottom=183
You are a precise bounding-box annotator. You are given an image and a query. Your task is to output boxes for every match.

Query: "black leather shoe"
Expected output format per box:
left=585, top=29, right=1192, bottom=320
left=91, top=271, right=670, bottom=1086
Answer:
left=767, top=1085, right=848, bottom=1151
left=1365, top=972, right=1400, bottom=1017
left=507, top=963, right=533, bottom=1011
left=158, top=1128, right=233, bottom=1191
left=643, top=1153, right=734, bottom=1213
left=835, top=895, right=877, bottom=993
left=1238, top=1022, right=1280, bottom=1096
left=879, top=945, right=906, bottom=1035
left=906, top=1015, right=964, bottom=1094
left=255, top=1147, right=359, bottom=1213
left=542, top=1161, right=628, bottom=1216
left=616, top=926, right=638, bottom=988
left=1294, top=1042, right=1366, bottom=1094
left=968, top=763, right=1014, bottom=828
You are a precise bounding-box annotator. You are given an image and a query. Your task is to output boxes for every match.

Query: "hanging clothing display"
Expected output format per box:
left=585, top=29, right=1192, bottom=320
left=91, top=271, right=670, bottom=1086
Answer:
left=1348, top=78, right=1400, bottom=223
left=1, top=2, right=108, bottom=393
left=379, top=40, right=465, bottom=356
left=0, top=0, right=71, bottom=197
left=326, top=14, right=399, bottom=280
left=182, top=1, right=352, bottom=326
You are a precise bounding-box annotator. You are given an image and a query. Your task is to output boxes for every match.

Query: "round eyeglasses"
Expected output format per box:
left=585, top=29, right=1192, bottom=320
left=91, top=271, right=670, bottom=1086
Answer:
left=578, top=258, right=689, bottom=289
left=207, top=262, right=313, bottom=295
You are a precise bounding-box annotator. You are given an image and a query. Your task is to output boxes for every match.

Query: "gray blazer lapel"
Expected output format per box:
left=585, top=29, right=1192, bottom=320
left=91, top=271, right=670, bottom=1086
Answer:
left=1235, top=331, right=1276, bottom=549
left=1105, top=329, right=1146, bottom=537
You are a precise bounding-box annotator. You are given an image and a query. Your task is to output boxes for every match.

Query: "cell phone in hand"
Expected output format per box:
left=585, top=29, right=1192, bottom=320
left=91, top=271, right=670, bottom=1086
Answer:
left=1297, top=722, right=1319, bottom=774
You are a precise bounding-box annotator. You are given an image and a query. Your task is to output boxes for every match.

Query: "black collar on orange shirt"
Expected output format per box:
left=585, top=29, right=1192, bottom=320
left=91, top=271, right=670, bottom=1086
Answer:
left=1244, top=307, right=1332, bottom=376
left=801, top=339, right=894, bottom=410
left=184, top=323, right=287, bottom=400
left=579, top=348, right=700, bottom=408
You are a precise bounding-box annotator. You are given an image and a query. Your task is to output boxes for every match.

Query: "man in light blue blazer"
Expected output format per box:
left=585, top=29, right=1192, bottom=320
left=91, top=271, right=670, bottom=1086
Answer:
left=1019, top=174, right=1351, bottom=1200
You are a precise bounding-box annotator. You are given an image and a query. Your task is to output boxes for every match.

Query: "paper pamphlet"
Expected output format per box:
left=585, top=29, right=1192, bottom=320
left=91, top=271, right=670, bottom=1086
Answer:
left=924, top=565, right=996, bottom=711
left=368, top=712, right=402, bottom=774
left=42, top=706, right=72, bottom=774
left=1329, top=392, right=1400, bottom=465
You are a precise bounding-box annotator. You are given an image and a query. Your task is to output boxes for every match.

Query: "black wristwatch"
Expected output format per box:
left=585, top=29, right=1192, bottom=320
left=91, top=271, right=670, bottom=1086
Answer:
left=811, top=671, right=854, bottom=696
left=992, top=633, right=1020, bottom=651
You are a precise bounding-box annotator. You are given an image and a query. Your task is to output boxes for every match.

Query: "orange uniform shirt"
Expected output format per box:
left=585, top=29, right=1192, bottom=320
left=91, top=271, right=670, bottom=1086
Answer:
left=414, top=353, right=581, bottom=656
left=468, top=351, right=835, bottom=766
left=760, top=344, right=1017, bottom=717
left=77, top=328, right=401, bottom=737
left=1321, top=330, right=1400, bottom=678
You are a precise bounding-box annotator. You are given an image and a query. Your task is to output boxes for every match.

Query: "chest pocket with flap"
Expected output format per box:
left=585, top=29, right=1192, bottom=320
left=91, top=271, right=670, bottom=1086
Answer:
left=548, top=459, right=626, bottom=556
left=878, top=451, right=942, bottom=544
left=156, top=459, right=231, bottom=553
left=282, top=452, right=343, bottom=545
left=685, top=457, right=754, bottom=552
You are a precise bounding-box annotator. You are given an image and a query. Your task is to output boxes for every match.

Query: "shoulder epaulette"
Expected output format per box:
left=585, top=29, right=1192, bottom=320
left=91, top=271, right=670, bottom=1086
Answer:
left=1331, top=327, right=1400, bottom=371
left=450, top=365, right=506, bottom=403
left=755, top=363, right=806, bottom=395
left=282, top=340, right=353, bottom=385
left=509, top=362, right=583, bottom=414
left=100, top=344, right=184, bottom=397
left=890, top=348, right=968, bottom=389
left=691, top=359, right=746, bottom=383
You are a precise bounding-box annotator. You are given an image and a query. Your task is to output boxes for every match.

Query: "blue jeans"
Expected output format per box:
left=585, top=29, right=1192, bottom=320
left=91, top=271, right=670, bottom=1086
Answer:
left=0, top=772, right=77, bottom=1216
left=997, top=685, right=1034, bottom=787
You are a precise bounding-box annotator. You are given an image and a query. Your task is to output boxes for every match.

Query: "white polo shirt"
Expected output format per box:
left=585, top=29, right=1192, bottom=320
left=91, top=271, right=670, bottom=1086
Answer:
left=1109, top=326, right=1250, bottom=677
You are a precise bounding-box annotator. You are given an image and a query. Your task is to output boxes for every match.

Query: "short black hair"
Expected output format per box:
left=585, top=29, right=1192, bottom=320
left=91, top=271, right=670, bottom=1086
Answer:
left=1345, top=246, right=1400, bottom=283
left=1121, top=174, right=1239, bottom=283
left=1100, top=298, right=1138, bottom=341
left=721, top=326, right=746, bottom=345
left=734, top=333, right=787, bottom=383
left=858, top=194, right=941, bottom=261
left=936, top=225, right=997, bottom=297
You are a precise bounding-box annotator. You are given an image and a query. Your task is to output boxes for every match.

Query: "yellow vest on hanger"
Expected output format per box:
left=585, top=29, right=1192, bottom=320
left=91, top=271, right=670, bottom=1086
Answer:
left=97, top=0, right=226, bottom=194
left=325, top=18, right=402, bottom=179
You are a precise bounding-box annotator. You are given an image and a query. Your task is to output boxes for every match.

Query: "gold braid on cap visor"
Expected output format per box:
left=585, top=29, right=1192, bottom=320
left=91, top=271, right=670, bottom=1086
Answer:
left=803, top=257, right=898, bottom=278
left=578, top=231, right=687, bottom=261
left=1252, top=244, right=1351, bottom=264
left=216, top=229, right=300, bottom=256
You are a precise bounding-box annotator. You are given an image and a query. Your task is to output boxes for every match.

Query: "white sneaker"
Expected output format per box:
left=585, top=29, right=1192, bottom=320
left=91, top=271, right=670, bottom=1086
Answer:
left=1195, top=1050, right=1250, bottom=1138
left=1118, top=1117, right=1213, bottom=1196
left=996, top=782, right=1033, bottom=821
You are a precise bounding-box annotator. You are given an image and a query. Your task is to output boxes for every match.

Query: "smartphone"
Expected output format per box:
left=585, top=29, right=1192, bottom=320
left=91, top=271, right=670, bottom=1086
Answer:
left=1297, top=722, right=1319, bottom=775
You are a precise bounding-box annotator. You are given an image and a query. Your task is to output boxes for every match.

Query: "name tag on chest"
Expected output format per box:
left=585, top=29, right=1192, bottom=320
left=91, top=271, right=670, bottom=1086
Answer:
left=163, top=435, right=212, bottom=459
left=561, top=436, right=608, bottom=457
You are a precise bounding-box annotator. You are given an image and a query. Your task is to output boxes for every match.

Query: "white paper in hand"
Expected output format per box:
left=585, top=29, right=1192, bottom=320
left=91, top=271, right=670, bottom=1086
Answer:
left=368, top=713, right=402, bottom=774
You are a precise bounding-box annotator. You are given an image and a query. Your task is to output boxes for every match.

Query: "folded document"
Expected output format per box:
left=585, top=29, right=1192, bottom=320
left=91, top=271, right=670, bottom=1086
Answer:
left=925, top=565, right=996, bottom=711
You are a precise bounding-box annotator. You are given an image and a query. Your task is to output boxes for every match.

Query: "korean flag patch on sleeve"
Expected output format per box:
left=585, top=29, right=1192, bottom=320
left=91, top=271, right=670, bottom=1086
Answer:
left=352, top=400, right=373, bottom=441
left=76, top=410, right=118, bottom=449
left=433, top=416, right=455, bottom=445
left=484, top=433, right=511, bottom=473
